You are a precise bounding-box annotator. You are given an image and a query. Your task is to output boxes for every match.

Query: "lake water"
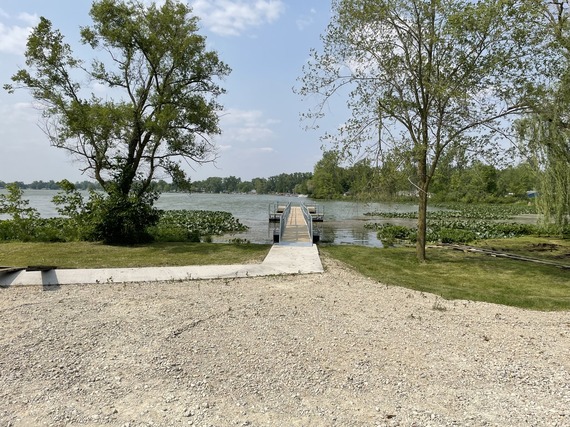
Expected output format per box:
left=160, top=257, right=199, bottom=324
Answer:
left=1, top=190, right=422, bottom=246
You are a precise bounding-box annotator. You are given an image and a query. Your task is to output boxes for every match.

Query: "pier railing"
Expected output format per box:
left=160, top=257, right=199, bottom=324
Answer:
left=300, top=203, right=313, bottom=242
left=278, top=202, right=292, bottom=243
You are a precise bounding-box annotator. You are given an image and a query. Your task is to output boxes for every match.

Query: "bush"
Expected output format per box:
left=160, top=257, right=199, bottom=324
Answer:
left=376, top=224, right=414, bottom=246
left=88, top=191, right=160, bottom=245
left=0, top=183, right=40, bottom=241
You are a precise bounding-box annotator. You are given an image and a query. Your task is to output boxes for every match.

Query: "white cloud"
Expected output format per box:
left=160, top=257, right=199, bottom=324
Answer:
left=0, top=12, right=38, bottom=55
left=191, top=0, right=285, bottom=36
left=18, top=12, right=39, bottom=26
left=296, top=8, right=316, bottom=31
left=218, top=108, right=279, bottom=143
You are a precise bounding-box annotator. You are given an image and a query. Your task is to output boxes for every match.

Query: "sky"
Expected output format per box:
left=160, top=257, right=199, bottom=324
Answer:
left=0, top=0, right=344, bottom=184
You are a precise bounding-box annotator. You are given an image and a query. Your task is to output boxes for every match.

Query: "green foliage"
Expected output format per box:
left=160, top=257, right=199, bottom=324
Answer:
left=53, top=180, right=161, bottom=244
left=514, top=2, right=570, bottom=236
left=0, top=183, right=39, bottom=222
left=309, top=151, right=347, bottom=199
left=51, top=179, right=93, bottom=240
left=365, top=203, right=536, bottom=220
left=0, top=183, right=40, bottom=241
left=190, top=172, right=313, bottom=194
left=0, top=182, right=249, bottom=244
left=375, top=224, right=414, bottom=246
left=297, top=0, right=543, bottom=260
left=7, top=0, right=231, bottom=194
left=0, top=184, right=81, bottom=242
left=437, top=228, right=477, bottom=244
left=367, top=204, right=541, bottom=244
left=88, top=190, right=160, bottom=245
left=149, top=210, right=249, bottom=242
left=228, top=238, right=251, bottom=244
left=5, top=0, right=231, bottom=243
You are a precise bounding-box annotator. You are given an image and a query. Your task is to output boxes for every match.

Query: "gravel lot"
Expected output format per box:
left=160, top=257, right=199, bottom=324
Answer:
left=1, top=255, right=569, bottom=427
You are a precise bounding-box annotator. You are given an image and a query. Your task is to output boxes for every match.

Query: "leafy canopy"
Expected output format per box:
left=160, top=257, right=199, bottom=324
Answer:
left=297, top=0, right=544, bottom=260
left=5, top=0, right=231, bottom=197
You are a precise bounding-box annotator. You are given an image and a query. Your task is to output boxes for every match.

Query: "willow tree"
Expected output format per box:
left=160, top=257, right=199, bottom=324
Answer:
left=5, top=0, right=230, bottom=242
left=297, top=0, right=542, bottom=260
left=517, top=1, right=570, bottom=233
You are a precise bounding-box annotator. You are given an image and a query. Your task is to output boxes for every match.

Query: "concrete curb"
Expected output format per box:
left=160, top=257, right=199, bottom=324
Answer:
left=0, top=245, right=324, bottom=287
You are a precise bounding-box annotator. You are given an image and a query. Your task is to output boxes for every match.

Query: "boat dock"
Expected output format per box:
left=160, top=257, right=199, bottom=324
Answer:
left=269, top=202, right=323, bottom=245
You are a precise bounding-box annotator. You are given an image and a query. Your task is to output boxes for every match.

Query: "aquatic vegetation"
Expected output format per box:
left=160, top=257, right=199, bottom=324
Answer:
left=364, top=203, right=536, bottom=220
left=365, top=204, right=541, bottom=245
left=150, top=209, right=249, bottom=242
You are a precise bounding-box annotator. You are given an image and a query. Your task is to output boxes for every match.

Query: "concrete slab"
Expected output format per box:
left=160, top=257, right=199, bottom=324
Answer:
left=0, top=244, right=323, bottom=287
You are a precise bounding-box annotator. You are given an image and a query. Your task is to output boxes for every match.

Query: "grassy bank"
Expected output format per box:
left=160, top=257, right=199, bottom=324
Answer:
left=321, top=237, right=570, bottom=311
left=0, top=242, right=271, bottom=269
left=3, top=238, right=569, bottom=311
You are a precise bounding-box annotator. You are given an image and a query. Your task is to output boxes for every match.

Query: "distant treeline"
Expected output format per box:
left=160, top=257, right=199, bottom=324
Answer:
left=0, top=172, right=314, bottom=195
left=189, top=172, right=313, bottom=194
left=0, top=180, right=103, bottom=191
left=1, top=159, right=536, bottom=203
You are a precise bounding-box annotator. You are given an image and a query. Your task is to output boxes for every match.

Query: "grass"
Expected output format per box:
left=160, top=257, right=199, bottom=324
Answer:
left=0, top=241, right=271, bottom=269
left=321, top=240, right=570, bottom=311
left=2, top=237, right=569, bottom=311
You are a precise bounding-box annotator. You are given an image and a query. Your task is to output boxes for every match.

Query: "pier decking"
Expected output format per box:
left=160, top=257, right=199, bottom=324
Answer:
left=269, top=202, right=322, bottom=245
left=281, top=206, right=312, bottom=244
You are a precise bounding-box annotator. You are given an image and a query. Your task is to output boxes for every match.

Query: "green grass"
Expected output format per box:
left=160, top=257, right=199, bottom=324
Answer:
left=0, top=241, right=271, bottom=269
left=321, top=243, right=570, bottom=311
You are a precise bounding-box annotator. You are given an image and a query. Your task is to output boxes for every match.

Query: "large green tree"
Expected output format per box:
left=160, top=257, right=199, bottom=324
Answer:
left=297, top=0, right=542, bottom=260
left=311, top=151, right=347, bottom=199
left=517, top=1, right=570, bottom=232
left=5, top=0, right=230, bottom=242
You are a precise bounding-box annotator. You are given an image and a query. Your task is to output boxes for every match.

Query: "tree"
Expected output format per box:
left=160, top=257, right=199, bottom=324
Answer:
left=311, top=151, right=346, bottom=199
left=297, top=0, right=541, bottom=260
left=516, top=1, right=570, bottom=233
left=5, top=0, right=230, bottom=242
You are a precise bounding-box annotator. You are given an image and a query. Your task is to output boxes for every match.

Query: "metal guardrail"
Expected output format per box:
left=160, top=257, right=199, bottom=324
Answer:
left=278, top=202, right=292, bottom=243
left=300, top=203, right=313, bottom=243
left=302, top=203, right=324, bottom=222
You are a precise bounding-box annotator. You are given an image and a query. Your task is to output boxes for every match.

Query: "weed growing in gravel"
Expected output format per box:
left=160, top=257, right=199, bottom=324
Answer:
left=432, top=299, right=447, bottom=311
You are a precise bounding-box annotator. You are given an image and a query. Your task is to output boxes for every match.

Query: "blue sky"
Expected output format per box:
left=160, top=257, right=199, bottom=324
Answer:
left=0, top=0, right=342, bottom=183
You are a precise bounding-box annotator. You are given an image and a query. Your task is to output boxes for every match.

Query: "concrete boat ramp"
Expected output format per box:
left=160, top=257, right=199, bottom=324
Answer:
left=0, top=244, right=323, bottom=287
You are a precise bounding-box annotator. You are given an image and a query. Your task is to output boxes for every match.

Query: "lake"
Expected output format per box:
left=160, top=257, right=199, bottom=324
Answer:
left=1, top=190, right=422, bottom=246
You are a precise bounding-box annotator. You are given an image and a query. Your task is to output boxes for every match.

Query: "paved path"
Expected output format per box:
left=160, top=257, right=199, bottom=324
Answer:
left=0, top=245, right=323, bottom=287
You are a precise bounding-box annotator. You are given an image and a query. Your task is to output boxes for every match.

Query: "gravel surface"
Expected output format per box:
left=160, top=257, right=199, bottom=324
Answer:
left=1, top=255, right=569, bottom=427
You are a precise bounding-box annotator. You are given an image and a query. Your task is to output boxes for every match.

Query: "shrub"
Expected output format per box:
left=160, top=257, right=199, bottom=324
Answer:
left=0, top=183, right=40, bottom=241
left=88, top=191, right=160, bottom=245
left=376, top=224, right=414, bottom=246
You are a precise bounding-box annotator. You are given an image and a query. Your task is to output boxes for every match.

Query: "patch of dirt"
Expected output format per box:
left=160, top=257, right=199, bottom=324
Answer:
left=527, top=243, right=560, bottom=252
left=1, top=255, right=569, bottom=426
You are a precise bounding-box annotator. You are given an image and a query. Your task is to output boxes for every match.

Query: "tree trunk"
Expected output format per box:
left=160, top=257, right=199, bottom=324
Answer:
left=416, top=155, right=429, bottom=262
left=416, top=186, right=428, bottom=262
